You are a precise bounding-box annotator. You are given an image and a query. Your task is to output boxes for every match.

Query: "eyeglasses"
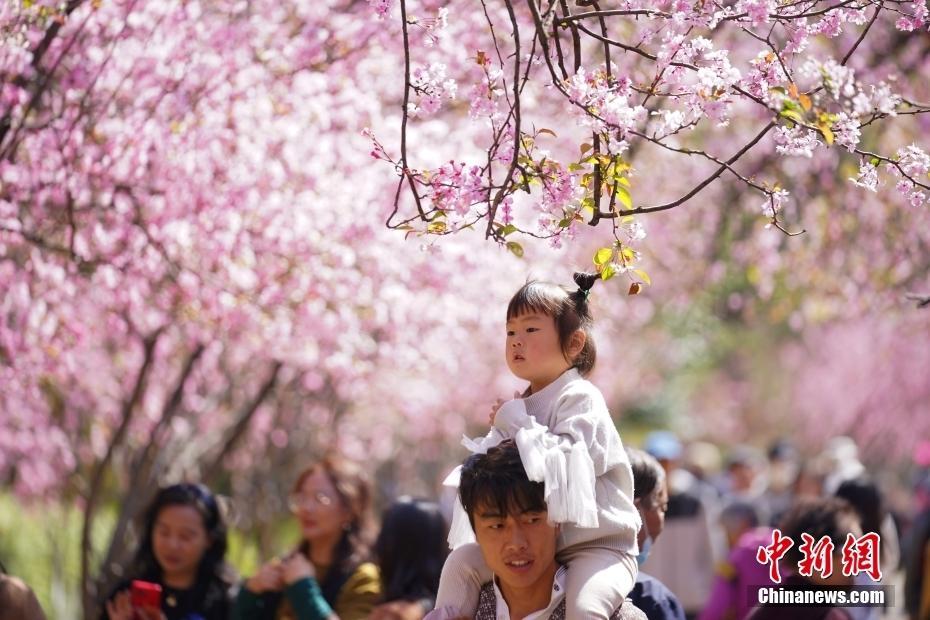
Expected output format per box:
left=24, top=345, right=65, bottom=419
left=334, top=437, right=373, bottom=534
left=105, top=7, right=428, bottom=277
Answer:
left=287, top=491, right=336, bottom=512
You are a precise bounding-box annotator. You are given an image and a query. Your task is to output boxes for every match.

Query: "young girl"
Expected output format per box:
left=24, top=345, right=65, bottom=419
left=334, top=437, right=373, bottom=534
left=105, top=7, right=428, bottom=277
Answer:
left=433, top=272, right=641, bottom=620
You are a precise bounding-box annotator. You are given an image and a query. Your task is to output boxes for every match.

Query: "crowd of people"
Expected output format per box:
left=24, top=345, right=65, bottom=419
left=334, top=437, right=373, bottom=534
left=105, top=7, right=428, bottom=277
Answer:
left=4, top=432, right=928, bottom=620
left=3, top=274, right=930, bottom=620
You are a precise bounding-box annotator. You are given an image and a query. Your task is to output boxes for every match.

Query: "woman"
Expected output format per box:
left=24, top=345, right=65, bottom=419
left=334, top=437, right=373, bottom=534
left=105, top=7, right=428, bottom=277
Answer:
left=235, top=456, right=381, bottom=620
left=369, top=497, right=447, bottom=620
left=102, top=483, right=236, bottom=620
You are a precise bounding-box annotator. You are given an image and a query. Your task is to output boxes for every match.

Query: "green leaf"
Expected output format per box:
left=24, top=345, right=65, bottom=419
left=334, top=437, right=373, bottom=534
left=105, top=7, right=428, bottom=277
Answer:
left=600, top=264, right=616, bottom=280
left=633, top=269, right=651, bottom=285
left=557, top=218, right=572, bottom=228
left=616, top=186, right=633, bottom=210
left=507, top=241, right=524, bottom=258
left=779, top=109, right=805, bottom=125
left=870, top=157, right=881, bottom=167
left=579, top=143, right=593, bottom=155
left=593, top=247, right=613, bottom=266
left=427, top=221, right=447, bottom=234
left=498, top=224, right=518, bottom=236
left=819, top=124, right=834, bottom=146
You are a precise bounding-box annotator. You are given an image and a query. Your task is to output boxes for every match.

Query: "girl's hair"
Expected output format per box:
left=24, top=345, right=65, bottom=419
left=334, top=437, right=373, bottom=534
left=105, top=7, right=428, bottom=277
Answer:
left=293, top=455, right=374, bottom=601
left=506, top=272, right=600, bottom=376
left=132, top=483, right=232, bottom=588
left=627, top=447, right=665, bottom=501
left=374, top=497, right=448, bottom=604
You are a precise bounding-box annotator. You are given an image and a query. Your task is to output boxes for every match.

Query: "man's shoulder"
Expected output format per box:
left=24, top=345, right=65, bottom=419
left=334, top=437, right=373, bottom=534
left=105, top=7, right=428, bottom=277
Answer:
left=473, top=582, right=646, bottom=620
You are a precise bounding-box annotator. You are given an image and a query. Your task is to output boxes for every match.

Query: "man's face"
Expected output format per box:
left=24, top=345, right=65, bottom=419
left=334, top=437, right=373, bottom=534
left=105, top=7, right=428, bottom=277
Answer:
left=473, top=502, right=559, bottom=592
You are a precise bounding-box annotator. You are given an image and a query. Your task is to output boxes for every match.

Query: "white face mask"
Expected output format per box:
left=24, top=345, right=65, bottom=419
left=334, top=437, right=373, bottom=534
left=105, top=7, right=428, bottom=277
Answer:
left=636, top=534, right=653, bottom=566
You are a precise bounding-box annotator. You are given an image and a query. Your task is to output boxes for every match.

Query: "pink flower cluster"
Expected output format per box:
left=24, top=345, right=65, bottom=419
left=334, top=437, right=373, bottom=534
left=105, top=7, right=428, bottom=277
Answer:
left=423, top=161, right=486, bottom=216
left=892, top=145, right=930, bottom=207
left=566, top=67, right=646, bottom=135
left=409, top=63, right=457, bottom=117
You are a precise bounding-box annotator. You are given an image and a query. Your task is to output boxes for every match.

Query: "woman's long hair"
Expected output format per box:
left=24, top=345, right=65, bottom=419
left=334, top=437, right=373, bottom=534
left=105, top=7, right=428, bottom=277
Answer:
left=374, top=497, right=448, bottom=603
left=131, top=483, right=232, bottom=595
left=293, top=455, right=374, bottom=602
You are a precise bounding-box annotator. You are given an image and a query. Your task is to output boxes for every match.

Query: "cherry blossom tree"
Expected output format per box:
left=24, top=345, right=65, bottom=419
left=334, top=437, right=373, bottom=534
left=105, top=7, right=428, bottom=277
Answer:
left=376, top=0, right=929, bottom=292
left=1, top=1, right=928, bottom=617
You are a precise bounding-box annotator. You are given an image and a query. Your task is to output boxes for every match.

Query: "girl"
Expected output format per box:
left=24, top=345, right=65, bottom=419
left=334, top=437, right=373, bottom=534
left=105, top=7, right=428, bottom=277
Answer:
left=235, top=456, right=382, bottom=620
left=102, top=483, right=236, bottom=620
left=433, top=272, right=641, bottom=620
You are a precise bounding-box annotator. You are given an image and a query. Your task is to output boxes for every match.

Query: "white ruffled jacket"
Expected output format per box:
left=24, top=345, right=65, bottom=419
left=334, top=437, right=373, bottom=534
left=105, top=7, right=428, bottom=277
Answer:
left=446, top=368, right=641, bottom=553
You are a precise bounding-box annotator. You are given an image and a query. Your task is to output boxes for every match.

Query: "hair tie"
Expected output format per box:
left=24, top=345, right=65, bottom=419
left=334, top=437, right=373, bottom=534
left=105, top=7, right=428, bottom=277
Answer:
left=572, top=272, right=599, bottom=300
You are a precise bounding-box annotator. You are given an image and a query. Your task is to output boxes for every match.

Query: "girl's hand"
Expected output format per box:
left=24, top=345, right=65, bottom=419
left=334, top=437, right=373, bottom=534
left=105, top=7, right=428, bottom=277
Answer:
left=282, top=552, right=316, bottom=585
left=488, top=391, right=522, bottom=425
left=104, top=591, right=134, bottom=620
left=488, top=398, right=505, bottom=425
left=246, top=559, right=285, bottom=593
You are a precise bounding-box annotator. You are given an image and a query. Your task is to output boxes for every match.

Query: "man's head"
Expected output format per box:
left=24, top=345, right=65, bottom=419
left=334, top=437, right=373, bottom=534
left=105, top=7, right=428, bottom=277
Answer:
left=459, top=440, right=559, bottom=592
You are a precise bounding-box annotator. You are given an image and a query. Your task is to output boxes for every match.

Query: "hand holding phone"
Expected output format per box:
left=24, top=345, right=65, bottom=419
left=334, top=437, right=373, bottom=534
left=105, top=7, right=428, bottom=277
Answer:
left=130, top=580, right=162, bottom=615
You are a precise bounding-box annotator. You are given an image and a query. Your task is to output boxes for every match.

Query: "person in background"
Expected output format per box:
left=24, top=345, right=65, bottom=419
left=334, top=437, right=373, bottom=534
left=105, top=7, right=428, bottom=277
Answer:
left=905, top=442, right=930, bottom=620
left=641, top=431, right=717, bottom=619
left=236, top=456, right=381, bottom=620
left=0, top=559, right=47, bottom=620
left=760, top=439, right=800, bottom=527
left=746, top=498, right=861, bottom=620
left=697, top=501, right=772, bottom=620
left=369, top=497, right=448, bottom=620
left=626, top=447, right=685, bottom=620
left=101, top=483, right=236, bottom=620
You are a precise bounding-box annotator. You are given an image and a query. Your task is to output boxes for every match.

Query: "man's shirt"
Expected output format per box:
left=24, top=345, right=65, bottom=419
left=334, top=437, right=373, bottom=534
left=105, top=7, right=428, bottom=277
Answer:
left=487, top=565, right=568, bottom=620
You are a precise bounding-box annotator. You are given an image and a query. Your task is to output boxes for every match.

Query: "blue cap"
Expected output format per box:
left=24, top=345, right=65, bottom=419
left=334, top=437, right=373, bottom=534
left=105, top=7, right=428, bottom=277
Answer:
left=644, top=431, right=682, bottom=460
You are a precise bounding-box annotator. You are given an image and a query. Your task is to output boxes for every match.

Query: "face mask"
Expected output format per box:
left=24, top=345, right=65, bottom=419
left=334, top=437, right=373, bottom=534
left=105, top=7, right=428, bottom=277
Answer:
left=636, top=534, right=653, bottom=566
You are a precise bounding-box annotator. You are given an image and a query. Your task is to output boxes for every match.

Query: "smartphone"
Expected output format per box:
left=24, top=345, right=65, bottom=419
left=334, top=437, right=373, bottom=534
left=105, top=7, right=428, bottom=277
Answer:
left=129, top=580, right=162, bottom=610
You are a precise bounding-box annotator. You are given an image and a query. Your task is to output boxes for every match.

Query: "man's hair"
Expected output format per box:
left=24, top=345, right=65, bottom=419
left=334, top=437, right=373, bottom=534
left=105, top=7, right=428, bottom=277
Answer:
left=459, top=440, right=546, bottom=529
left=627, top=447, right=665, bottom=501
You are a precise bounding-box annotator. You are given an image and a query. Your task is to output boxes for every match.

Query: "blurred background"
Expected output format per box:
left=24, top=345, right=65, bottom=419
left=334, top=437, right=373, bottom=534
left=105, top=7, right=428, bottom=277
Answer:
left=1, top=0, right=928, bottom=618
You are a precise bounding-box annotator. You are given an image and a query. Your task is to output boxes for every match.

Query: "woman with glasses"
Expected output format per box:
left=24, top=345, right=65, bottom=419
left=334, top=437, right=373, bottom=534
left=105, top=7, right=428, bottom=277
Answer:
left=234, top=456, right=381, bottom=620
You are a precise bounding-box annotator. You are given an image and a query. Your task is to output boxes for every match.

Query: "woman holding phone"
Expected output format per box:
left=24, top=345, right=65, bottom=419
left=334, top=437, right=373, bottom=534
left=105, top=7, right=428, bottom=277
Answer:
left=235, top=456, right=381, bottom=620
left=101, top=483, right=236, bottom=620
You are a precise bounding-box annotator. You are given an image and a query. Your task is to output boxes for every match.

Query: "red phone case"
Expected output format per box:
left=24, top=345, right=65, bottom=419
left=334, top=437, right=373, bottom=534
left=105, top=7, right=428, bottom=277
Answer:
left=129, top=580, right=162, bottom=609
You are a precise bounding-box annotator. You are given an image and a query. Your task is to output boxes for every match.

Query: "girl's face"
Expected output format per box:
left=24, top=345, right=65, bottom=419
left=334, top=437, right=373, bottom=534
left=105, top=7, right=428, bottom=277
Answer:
left=506, top=312, right=576, bottom=392
left=152, top=505, right=210, bottom=583
left=291, top=469, right=353, bottom=544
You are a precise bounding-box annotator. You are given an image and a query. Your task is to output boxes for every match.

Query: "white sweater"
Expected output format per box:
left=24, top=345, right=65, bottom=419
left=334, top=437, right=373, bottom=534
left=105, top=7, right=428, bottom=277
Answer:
left=448, top=368, right=640, bottom=553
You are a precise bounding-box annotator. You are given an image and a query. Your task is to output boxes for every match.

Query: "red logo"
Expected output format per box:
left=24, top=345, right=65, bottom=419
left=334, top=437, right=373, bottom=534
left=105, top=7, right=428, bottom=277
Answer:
left=841, top=532, right=882, bottom=581
left=756, top=530, right=883, bottom=583
left=756, top=529, right=794, bottom=584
